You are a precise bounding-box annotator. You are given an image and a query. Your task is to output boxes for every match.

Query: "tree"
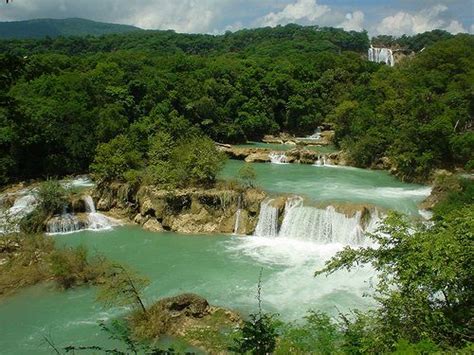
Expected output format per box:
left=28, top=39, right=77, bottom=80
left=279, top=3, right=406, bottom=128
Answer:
left=230, top=269, right=278, bottom=354
left=315, top=209, right=474, bottom=351
left=97, top=264, right=150, bottom=317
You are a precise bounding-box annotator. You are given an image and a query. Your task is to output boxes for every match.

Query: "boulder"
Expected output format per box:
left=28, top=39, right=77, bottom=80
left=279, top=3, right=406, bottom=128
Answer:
left=129, top=293, right=241, bottom=352
left=245, top=152, right=270, bottom=163
left=142, top=218, right=164, bottom=232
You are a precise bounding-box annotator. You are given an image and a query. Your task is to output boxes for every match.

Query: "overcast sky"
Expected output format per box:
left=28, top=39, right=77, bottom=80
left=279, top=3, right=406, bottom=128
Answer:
left=0, top=0, right=473, bottom=36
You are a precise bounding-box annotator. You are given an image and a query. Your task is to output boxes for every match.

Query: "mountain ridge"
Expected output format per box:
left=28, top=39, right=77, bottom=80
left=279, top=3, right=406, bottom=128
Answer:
left=0, top=17, right=142, bottom=39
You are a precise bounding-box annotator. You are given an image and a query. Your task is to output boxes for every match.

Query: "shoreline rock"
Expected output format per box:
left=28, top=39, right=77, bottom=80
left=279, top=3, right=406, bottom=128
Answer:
left=94, top=183, right=267, bottom=235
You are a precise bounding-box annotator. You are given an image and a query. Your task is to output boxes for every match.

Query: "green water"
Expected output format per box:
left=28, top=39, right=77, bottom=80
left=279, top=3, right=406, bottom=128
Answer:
left=222, top=160, right=430, bottom=215
left=0, top=161, right=430, bottom=353
left=235, top=141, right=337, bottom=154
left=0, top=227, right=374, bottom=354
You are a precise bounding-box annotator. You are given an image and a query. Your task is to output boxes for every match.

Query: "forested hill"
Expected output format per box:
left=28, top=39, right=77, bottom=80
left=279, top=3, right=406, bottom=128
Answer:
left=0, top=24, right=472, bottom=185
left=0, top=18, right=141, bottom=39
left=0, top=24, right=369, bottom=56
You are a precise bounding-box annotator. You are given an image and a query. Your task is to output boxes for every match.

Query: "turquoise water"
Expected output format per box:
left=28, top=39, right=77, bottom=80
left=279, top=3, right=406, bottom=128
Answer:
left=221, top=160, right=430, bottom=215
left=0, top=227, right=374, bottom=354
left=0, top=161, right=430, bottom=353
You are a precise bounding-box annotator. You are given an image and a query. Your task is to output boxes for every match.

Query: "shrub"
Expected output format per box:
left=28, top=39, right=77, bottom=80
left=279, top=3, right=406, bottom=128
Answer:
left=238, top=164, right=257, bottom=188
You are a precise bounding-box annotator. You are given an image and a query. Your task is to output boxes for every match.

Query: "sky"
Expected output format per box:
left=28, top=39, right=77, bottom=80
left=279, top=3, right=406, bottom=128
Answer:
left=0, top=0, right=473, bottom=36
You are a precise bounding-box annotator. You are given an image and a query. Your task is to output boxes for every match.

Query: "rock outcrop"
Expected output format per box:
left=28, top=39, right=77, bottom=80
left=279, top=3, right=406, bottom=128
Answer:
left=94, top=183, right=267, bottom=235
left=130, top=293, right=241, bottom=353
left=218, top=145, right=348, bottom=166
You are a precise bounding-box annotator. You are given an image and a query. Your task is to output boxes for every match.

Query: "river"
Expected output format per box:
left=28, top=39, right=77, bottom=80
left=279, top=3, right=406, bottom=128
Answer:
left=0, top=161, right=430, bottom=353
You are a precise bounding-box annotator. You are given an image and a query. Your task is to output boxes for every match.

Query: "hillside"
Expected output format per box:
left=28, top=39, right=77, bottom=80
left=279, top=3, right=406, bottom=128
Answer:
left=0, top=18, right=142, bottom=39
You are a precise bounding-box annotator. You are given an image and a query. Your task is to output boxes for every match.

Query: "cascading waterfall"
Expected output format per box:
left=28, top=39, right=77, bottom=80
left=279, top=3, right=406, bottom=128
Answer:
left=307, top=127, right=321, bottom=140
left=314, top=155, right=331, bottom=166
left=233, top=195, right=242, bottom=235
left=254, top=199, right=279, bottom=237
left=254, top=196, right=378, bottom=245
left=0, top=192, right=37, bottom=234
left=46, top=195, right=118, bottom=235
left=368, top=46, right=395, bottom=67
left=269, top=152, right=288, bottom=164
left=46, top=214, right=86, bottom=234
left=84, top=195, right=116, bottom=231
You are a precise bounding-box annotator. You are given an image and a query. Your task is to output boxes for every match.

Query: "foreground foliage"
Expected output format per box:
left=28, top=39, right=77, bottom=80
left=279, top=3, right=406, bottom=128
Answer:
left=0, top=233, right=111, bottom=295
left=315, top=207, right=473, bottom=352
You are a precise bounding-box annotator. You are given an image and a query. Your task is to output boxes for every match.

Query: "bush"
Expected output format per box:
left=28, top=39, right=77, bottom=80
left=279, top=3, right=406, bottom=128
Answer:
left=49, top=245, right=110, bottom=289
left=20, top=180, right=69, bottom=233
left=238, top=164, right=257, bottom=188
left=37, top=180, right=69, bottom=215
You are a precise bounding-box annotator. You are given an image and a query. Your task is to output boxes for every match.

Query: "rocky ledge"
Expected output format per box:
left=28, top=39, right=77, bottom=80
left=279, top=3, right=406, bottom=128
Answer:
left=93, top=182, right=266, bottom=235
left=219, top=145, right=349, bottom=165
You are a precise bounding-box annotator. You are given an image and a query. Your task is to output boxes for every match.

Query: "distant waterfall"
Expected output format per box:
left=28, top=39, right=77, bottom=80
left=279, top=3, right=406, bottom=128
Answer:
left=307, top=127, right=321, bottom=140
left=269, top=152, right=288, bottom=164
left=368, top=46, right=394, bottom=67
left=314, top=155, right=331, bottom=166
left=255, top=199, right=279, bottom=237
left=254, top=196, right=377, bottom=245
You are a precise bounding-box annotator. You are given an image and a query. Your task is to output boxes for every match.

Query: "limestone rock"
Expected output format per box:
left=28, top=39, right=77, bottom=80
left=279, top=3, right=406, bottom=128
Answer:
left=245, top=152, right=270, bottom=163
left=142, top=218, right=164, bottom=232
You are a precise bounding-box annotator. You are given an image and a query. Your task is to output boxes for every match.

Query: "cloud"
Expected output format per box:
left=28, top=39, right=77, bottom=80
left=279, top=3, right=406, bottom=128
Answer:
left=0, top=0, right=226, bottom=33
left=375, top=4, right=468, bottom=35
left=0, top=0, right=471, bottom=36
left=258, top=0, right=331, bottom=27
left=338, top=11, right=365, bottom=32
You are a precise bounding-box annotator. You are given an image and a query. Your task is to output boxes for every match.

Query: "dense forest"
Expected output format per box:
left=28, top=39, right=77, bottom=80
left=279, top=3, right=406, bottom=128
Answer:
left=0, top=25, right=472, bottom=186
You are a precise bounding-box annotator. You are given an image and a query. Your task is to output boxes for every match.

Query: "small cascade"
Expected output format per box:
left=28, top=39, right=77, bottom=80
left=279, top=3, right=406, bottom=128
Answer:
left=47, top=195, right=118, bottom=235
left=254, top=199, right=279, bottom=237
left=233, top=195, right=242, bottom=235
left=0, top=191, right=37, bottom=234
left=314, top=155, right=331, bottom=166
left=368, top=46, right=394, bottom=67
left=254, top=196, right=379, bottom=245
left=269, top=152, right=288, bottom=164
left=46, top=214, right=86, bottom=234
left=307, top=127, right=321, bottom=140
left=84, top=195, right=116, bottom=231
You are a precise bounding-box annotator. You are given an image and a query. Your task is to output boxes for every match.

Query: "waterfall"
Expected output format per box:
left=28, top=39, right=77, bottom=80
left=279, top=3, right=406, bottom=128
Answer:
left=255, top=199, right=279, bottom=237
left=83, top=195, right=116, bottom=231
left=46, top=195, right=118, bottom=235
left=0, top=191, right=37, bottom=234
left=233, top=195, right=242, bottom=235
left=46, top=214, right=86, bottom=234
left=307, top=127, right=321, bottom=140
left=314, top=155, right=331, bottom=166
left=368, top=46, right=394, bottom=67
left=254, top=196, right=378, bottom=245
left=269, top=152, right=288, bottom=164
